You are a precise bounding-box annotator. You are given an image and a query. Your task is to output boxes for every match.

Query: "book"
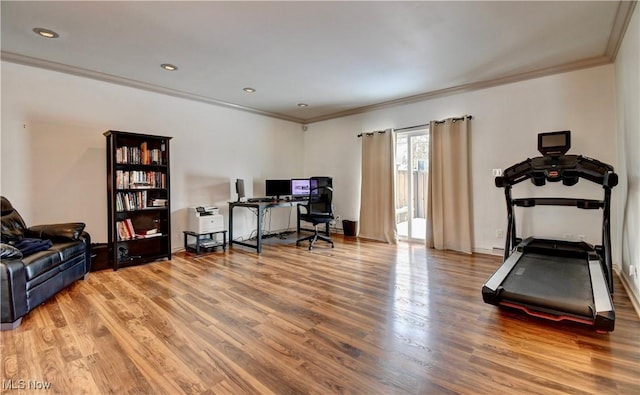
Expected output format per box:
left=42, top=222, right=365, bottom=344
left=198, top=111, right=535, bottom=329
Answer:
left=116, top=221, right=127, bottom=240
left=115, top=219, right=135, bottom=240
left=136, top=232, right=162, bottom=239
left=124, top=219, right=135, bottom=239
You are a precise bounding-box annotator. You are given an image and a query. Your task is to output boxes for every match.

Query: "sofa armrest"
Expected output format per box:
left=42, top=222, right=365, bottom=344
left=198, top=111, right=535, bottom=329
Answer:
left=0, top=254, right=28, bottom=324
left=26, top=223, right=86, bottom=242
left=80, top=231, right=92, bottom=273
left=1, top=243, right=23, bottom=260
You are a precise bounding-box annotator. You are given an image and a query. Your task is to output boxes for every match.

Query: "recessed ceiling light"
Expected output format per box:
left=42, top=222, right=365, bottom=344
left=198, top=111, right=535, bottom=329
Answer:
left=243, top=87, right=256, bottom=93
left=161, top=64, right=178, bottom=71
left=297, top=103, right=309, bottom=107
left=33, top=28, right=59, bottom=39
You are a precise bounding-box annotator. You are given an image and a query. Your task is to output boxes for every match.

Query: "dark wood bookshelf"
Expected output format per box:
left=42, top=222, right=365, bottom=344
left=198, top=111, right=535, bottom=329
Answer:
left=105, top=130, right=172, bottom=270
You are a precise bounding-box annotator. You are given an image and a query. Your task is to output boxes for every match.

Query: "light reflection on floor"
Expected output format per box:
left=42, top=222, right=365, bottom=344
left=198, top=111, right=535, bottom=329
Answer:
left=396, top=217, right=426, bottom=240
left=377, top=240, right=435, bottom=373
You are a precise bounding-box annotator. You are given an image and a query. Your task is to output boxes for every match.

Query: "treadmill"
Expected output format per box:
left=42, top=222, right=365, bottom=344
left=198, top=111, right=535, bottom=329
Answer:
left=482, top=131, right=618, bottom=332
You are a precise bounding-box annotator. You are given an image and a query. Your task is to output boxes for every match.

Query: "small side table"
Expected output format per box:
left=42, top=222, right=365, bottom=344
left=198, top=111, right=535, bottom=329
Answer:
left=183, top=230, right=227, bottom=254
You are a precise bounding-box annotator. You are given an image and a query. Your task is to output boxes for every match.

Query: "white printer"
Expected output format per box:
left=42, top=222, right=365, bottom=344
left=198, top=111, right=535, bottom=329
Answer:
left=188, top=206, right=224, bottom=234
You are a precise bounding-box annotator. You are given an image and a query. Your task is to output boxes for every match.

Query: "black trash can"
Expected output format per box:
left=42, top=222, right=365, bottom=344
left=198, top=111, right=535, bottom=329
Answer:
left=342, top=220, right=357, bottom=237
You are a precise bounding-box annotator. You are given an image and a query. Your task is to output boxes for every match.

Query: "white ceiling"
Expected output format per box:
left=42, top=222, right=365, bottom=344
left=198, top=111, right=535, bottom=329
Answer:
left=1, top=1, right=635, bottom=124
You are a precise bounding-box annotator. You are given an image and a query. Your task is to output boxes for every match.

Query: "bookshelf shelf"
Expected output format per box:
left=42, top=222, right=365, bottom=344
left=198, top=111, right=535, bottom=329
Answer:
left=105, top=130, right=172, bottom=270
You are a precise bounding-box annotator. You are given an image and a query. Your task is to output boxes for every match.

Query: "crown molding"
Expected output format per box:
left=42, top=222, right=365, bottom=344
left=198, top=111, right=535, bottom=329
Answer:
left=0, top=51, right=306, bottom=124
left=0, top=49, right=621, bottom=127
left=302, top=55, right=612, bottom=124
left=606, top=1, right=637, bottom=61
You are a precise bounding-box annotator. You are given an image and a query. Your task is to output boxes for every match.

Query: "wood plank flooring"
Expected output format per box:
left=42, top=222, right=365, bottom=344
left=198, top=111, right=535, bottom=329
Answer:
left=1, top=235, right=639, bottom=394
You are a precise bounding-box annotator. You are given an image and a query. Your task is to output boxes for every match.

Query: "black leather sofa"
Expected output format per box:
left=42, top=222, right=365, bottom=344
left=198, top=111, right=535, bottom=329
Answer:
left=1, top=196, right=91, bottom=330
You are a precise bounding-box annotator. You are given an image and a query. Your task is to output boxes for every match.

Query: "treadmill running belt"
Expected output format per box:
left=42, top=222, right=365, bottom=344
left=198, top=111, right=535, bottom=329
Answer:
left=500, top=253, right=594, bottom=318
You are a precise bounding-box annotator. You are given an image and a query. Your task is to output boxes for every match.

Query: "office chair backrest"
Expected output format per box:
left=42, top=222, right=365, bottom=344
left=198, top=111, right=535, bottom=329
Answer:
left=307, top=177, right=333, bottom=216
left=312, top=176, right=333, bottom=188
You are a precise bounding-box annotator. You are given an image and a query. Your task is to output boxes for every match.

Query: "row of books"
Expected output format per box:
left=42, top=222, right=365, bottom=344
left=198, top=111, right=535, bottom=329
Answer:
left=116, top=170, right=166, bottom=189
left=116, top=218, right=162, bottom=241
left=116, top=192, right=168, bottom=212
left=116, top=191, right=149, bottom=211
left=115, top=142, right=166, bottom=165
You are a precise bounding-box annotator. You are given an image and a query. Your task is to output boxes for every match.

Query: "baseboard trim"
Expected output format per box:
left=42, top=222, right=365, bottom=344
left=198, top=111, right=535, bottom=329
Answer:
left=474, top=247, right=503, bottom=256
left=617, top=267, right=640, bottom=319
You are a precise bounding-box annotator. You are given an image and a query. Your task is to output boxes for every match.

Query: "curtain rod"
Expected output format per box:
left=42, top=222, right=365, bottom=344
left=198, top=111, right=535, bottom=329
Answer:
left=394, top=123, right=429, bottom=132
left=357, top=130, right=387, bottom=138
left=397, top=115, right=474, bottom=130
left=358, top=115, right=473, bottom=137
left=434, top=115, right=473, bottom=125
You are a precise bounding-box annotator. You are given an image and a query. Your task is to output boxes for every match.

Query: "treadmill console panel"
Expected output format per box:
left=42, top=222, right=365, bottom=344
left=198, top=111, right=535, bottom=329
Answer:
left=497, top=154, right=615, bottom=188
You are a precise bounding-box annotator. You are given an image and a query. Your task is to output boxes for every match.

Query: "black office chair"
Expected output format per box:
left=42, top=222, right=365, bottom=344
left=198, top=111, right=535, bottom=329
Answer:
left=296, top=178, right=334, bottom=250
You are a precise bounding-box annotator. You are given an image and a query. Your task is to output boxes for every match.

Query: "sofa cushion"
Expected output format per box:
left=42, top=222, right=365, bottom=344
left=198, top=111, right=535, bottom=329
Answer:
left=49, top=241, right=86, bottom=261
left=22, top=250, right=62, bottom=281
left=27, top=223, right=86, bottom=242
left=21, top=241, right=86, bottom=282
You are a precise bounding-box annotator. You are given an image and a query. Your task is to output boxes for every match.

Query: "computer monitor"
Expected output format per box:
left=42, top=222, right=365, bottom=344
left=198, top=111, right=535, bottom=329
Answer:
left=235, top=179, right=245, bottom=202
left=291, top=178, right=319, bottom=197
left=265, top=179, right=291, bottom=199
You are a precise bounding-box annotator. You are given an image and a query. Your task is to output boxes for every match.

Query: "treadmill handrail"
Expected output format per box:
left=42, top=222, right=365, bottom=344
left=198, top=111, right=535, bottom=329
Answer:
left=495, top=155, right=618, bottom=188
left=512, top=198, right=604, bottom=209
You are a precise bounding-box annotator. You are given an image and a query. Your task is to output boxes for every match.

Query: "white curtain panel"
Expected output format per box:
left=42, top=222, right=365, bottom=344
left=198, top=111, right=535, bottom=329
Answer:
left=359, top=130, right=397, bottom=244
left=426, top=117, right=473, bottom=253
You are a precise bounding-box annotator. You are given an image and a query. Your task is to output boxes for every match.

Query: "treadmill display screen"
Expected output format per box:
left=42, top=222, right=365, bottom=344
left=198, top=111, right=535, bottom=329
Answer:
left=538, top=130, right=571, bottom=156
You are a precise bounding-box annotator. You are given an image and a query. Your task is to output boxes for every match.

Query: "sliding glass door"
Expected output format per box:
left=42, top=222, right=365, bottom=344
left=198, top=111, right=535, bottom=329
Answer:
left=395, top=129, right=429, bottom=240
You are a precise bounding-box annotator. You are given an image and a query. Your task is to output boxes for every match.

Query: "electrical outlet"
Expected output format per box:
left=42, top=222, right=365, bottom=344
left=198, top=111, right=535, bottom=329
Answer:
left=492, top=168, right=502, bottom=177
left=630, top=265, right=636, bottom=277
left=496, top=229, right=503, bottom=238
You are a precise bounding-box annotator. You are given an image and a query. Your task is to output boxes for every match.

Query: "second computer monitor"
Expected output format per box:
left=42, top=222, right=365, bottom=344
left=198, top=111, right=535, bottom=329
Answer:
left=265, top=179, right=291, bottom=199
left=291, top=178, right=319, bottom=197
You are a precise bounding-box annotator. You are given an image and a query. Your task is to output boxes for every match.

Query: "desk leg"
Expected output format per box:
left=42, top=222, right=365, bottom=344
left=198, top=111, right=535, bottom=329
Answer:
left=256, top=206, right=263, bottom=253
left=223, top=231, right=227, bottom=251
left=297, top=205, right=301, bottom=233
left=229, top=204, right=234, bottom=247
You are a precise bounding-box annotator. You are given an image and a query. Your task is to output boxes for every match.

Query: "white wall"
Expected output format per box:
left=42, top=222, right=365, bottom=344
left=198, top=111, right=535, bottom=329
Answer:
left=304, top=65, right=618, bottom=256
left=0, top=60, right=626, bottom=268
left=0, top=62, right=304, bottom=248
left=615, top=6, right=640, bottom=309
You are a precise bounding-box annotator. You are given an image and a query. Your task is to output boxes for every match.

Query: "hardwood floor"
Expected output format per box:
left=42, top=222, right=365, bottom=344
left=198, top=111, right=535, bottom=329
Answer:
left=2, top=236, right=639, bottom=394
